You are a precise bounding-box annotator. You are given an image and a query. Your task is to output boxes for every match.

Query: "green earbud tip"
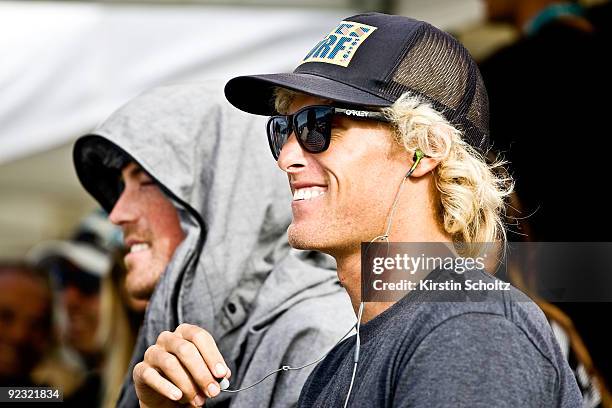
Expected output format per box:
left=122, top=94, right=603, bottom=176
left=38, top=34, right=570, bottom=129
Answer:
left=414, top=149, right=425, bottom=161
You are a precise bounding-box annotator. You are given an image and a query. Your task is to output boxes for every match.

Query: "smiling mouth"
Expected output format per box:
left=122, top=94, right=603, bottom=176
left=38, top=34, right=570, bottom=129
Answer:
left=293, top=186, right=328, bottom=201
left=129, top=243, right=151, bottom=253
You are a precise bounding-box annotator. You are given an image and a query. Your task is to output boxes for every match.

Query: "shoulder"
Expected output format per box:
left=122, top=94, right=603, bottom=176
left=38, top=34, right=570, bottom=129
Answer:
left=377, top=270, right=574, bottom=376
left=266, top=288, right=355, bottom=342
left=391, top=298, right=581, bottom=407
left=401, top=271, right=564, bottom=367
left=394, top=313, right=562, bottom=407
left=411, top=312, right=554, bottom=367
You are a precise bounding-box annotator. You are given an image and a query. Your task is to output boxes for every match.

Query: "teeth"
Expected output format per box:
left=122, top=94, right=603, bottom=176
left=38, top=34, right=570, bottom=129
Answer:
left=130, top=243, right=150, bottom=253
left=292, top=187, right=327, bottom=201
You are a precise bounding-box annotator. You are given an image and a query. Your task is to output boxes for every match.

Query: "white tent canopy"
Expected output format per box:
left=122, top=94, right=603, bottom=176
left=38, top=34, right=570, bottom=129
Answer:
left=0, top=2, right=353, bottom=163
left=0, top=2, right=354, bottom=257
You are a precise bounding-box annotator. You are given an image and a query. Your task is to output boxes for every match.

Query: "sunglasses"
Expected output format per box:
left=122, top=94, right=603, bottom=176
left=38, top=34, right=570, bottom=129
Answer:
left=47, top=258, right=101, bottom=296
left=266, top=105, right=390, bottom=160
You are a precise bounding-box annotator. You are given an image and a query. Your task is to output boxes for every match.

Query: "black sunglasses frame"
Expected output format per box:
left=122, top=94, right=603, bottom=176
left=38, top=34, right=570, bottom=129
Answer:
left=266, top=105, right=391, bottom=160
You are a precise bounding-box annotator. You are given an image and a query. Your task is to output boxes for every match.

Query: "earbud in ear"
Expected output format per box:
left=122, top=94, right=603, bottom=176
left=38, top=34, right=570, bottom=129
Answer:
left=405, top=149, right=426, bottom=178
left=413, top=149, right=425, bottom=162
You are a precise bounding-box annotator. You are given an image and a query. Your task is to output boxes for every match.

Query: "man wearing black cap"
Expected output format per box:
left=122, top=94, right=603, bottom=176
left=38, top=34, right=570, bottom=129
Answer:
left=224, top=12, right=582, bottom=407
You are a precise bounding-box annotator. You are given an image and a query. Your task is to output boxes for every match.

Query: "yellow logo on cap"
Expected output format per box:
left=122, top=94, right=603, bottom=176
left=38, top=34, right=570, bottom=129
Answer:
left=300, top=21, right=377, bottom=67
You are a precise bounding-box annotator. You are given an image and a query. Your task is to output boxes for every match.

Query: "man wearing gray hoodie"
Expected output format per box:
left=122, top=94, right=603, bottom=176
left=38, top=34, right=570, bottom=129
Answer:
left=73, top=82, right=355, bottom=407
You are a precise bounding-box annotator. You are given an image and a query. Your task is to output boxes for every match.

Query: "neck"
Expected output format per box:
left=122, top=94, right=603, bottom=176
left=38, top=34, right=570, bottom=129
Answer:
left=335, top=178, right=452, bottom=323
left=335, top=252, right=394, bottom=323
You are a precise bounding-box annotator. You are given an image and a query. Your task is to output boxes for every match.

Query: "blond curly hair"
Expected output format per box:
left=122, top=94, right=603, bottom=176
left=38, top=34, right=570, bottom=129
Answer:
left=274, top=88, right=513, bottom=256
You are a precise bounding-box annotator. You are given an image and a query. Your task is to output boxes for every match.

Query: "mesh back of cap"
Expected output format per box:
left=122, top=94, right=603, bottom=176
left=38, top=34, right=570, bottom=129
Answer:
left=379, top=24, right=489, bottom=152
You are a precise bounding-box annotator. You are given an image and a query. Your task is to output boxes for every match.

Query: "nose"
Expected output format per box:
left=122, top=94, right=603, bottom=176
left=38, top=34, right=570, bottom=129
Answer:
left=277, top=133, right=307, bottom=174
left=109, top=189, right=137, bottom=226
left=63, top=285, right=86, bottom=310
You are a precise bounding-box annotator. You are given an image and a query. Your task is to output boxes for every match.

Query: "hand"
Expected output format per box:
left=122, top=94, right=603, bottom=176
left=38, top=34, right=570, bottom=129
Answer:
left=133, top=323, right=231, bottom=407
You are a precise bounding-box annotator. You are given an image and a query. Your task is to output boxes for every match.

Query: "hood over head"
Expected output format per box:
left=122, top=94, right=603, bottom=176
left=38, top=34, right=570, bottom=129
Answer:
left=73, top=81, right=313, bottom=342
left=75, top=81, right=347, bottom=408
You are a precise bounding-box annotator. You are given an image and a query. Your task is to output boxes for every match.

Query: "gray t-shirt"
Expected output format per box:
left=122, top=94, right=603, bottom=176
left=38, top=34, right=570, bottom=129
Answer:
left=298, top=268, right=582, bottom=407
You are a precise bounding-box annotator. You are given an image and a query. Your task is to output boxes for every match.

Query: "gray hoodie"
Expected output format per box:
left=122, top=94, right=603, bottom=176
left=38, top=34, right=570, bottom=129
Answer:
left=73, top=82, right=355, bottom=407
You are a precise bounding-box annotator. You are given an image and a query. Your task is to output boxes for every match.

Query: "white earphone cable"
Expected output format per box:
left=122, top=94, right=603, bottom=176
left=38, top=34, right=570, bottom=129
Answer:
left=221, top=322, right=356, bottom=393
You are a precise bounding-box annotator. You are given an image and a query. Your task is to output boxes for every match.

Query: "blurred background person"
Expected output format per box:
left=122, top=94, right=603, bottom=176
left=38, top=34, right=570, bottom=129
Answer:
left=29, top=210, right=145, bottom=407
left=479, top=2, right=612, bottom=406
left=504, top=193, right=612, bottom=407
left=29, top=211, right=117, bottom=404
left=98, top=250, right=147, bottom=408
left=0, top=262, right=54, bottom=387
left=480, top=0, right=611, bottom=241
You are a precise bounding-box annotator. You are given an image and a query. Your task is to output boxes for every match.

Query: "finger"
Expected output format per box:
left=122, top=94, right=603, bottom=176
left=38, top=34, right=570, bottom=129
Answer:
left=176, top=324, right=230, bottom=380
left=133, top=361, right=182, bottom=402
left=157, top=330, right=219, bottom=398
left=144, top=344, right=205, bottom=405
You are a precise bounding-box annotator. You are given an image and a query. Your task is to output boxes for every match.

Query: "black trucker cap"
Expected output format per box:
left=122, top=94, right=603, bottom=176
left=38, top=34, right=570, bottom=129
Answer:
left=225, top=12, right=490, bottom=152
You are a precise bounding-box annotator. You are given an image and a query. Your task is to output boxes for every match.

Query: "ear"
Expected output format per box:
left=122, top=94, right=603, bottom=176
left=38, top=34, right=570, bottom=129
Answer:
left=408, top=151, right=440, bottom=178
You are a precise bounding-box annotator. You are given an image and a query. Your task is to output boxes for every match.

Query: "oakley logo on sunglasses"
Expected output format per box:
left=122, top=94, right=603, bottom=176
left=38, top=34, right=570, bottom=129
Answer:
left=344, top=109, right=369, bottom=117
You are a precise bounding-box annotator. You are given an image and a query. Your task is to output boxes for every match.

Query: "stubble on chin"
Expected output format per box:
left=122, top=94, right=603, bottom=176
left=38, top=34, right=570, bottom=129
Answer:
left=287, top=223, right=334, bottom=253
left=287, top=225, right=308, bottom=250
left=124, top=265, right=157, bottom=301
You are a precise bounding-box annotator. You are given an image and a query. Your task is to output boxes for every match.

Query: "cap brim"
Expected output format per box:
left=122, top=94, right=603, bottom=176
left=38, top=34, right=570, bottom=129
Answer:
left=225, top=73, right=392, bottom=115
left=27, top=240, right=111, bottom=277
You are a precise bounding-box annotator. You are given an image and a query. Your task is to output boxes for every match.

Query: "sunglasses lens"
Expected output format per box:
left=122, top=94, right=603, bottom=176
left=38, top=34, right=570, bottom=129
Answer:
left=294, top=107, right=332, bottom=154
left=267, top=117, right=291, bottom=159
left=48, top=258, right=101, bottom=295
